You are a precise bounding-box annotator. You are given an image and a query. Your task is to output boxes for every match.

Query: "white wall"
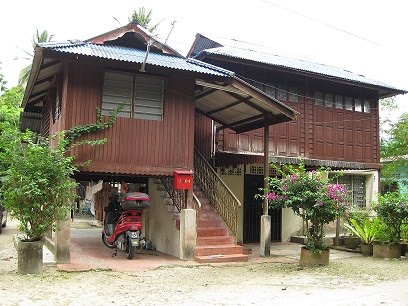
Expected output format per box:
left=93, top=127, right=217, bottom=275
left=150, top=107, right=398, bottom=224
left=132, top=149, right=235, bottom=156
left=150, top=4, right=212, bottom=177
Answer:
left=281, top=208, right=303, bottom=241
left=218, top=165, right=245, bottom=243
left=144, top=178, right=180, bottom=258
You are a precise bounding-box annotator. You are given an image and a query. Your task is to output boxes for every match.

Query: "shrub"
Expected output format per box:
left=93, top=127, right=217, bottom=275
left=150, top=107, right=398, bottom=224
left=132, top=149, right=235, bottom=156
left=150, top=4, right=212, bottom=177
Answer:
left=260, top=163, right=351, bottom=253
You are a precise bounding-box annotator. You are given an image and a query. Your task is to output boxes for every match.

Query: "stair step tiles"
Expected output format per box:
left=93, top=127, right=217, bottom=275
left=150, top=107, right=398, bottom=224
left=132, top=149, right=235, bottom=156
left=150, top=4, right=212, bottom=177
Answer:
left=195, top=244, right=244, bottom=256
left=195, top=254, right=248, bottom=263
left=197, top=227, right=228, bottom=237
left=197, top=219, right=223, bottom=228
left=196, top=236, right=235, bottom=246
left=193, top=189, right=247, bottom=263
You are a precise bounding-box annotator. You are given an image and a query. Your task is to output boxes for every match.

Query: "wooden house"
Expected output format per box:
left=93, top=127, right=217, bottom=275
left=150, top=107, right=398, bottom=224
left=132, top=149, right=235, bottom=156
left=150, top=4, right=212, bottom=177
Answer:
left=188, top=34, right=407, bottom=243
left=21, top=23, right=297, bottom=263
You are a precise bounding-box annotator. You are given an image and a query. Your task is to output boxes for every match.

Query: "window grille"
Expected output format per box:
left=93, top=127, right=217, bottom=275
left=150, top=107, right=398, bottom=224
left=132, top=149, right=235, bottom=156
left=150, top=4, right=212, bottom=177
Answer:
left=330, top=174, right=366, bottom=209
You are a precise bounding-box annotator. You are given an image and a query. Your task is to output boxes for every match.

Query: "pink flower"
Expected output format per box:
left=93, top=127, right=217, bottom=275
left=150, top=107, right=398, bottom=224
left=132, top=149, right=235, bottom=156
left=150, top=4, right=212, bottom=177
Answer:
left=267, top=192, right=279, bottom=201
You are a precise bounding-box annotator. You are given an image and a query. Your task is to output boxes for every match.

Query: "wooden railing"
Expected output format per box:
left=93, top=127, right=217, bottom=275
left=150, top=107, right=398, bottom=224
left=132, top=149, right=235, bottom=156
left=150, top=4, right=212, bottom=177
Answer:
left=194, top=148, right=241, bottom=237
left=160, top=177, right=185, bottom=212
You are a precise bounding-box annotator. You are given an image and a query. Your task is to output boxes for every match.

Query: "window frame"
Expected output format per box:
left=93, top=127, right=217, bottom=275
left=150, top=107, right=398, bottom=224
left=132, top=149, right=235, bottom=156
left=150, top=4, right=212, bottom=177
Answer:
left=102, top=71, right=165, bottom=121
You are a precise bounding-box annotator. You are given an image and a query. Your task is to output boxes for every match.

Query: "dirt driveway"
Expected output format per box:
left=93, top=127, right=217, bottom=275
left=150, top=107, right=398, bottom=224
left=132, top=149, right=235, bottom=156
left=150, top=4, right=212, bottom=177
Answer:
left=1, top=219, right=408, bottom=305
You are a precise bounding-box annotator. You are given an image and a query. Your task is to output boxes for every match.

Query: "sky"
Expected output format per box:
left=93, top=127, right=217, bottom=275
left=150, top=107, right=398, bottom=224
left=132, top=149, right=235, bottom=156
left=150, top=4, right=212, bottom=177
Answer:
left=0, top=0, right=407, bottom=117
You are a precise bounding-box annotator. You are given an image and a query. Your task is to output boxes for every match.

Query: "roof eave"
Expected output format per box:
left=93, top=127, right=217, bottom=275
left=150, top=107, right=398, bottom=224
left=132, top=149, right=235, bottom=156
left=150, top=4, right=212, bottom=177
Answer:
left=22, top=47, right=44, bottom=109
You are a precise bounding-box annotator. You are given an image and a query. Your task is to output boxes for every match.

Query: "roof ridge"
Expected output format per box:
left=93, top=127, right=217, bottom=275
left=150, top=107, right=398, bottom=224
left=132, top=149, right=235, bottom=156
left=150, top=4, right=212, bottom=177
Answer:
left=199, top=46, right=404, bottom=92
left=186, top=58, right=234, bottom=76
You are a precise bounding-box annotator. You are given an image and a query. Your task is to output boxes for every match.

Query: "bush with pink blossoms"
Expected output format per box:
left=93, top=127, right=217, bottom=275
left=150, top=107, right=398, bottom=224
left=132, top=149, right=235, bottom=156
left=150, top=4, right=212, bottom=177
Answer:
left=260, top=163, right=351, bottom=253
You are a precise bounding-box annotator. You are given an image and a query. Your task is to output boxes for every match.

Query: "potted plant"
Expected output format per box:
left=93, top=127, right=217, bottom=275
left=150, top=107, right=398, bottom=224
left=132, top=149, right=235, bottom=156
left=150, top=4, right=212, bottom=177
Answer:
left=1, top=133, right=77, bottom=274
left=261, top=163, right=350, bottom=266
left=344, top=217, right=380, bottom=256
left=372, top=192, right=408, bottom=259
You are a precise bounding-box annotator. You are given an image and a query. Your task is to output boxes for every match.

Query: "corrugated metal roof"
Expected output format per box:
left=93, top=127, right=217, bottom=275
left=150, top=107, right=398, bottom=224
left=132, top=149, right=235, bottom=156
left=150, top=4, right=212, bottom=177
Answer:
left=39, top=41, right=233, bottom=77
left=198, top=46, right=402, bottom=91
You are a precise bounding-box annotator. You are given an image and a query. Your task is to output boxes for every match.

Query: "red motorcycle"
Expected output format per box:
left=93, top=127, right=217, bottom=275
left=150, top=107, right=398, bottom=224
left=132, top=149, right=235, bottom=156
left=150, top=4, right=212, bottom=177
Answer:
left=102, top=192, right=150, bottom=259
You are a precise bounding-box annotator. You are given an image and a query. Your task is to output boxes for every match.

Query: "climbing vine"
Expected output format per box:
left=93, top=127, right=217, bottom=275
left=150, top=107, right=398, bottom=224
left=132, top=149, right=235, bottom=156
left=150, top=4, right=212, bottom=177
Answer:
left=63, top=107, right=121, bottom=149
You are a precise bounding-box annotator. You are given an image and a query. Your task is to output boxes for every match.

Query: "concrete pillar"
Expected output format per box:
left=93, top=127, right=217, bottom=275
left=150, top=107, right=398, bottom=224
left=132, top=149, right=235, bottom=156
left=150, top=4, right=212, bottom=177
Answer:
left=55, top=209, right=71, bottom=263
left=260, top=215, right=271, bottom=257
left=260, top=121, right=271, bottom=257
left=180, top=209, right=197, bottom=260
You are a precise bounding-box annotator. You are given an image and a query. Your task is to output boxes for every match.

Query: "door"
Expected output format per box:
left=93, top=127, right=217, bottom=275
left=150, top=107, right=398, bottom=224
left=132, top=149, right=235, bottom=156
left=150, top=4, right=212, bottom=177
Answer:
left=244, top=175, right=281, bottom=243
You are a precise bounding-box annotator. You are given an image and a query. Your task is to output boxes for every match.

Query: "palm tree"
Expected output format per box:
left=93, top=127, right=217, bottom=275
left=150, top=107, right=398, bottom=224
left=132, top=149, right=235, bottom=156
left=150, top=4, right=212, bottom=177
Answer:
left=18, top=29, right=55, bottom=86
left=128, top=7, right=160, bottom=33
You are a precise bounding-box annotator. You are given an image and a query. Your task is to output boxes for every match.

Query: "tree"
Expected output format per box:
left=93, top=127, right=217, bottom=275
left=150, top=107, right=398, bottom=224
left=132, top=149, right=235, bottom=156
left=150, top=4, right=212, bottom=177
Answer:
left=381, top=112, right=408, bottom=187
left=18, top=29, right=55, bottom=86
left=0, top=86, right=24, bottom=183
left=128, top=7, right=160, bottom=33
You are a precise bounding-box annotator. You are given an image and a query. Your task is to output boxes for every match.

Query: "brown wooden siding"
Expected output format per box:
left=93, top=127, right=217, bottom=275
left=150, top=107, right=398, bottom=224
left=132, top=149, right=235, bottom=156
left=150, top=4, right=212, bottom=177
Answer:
left=194, top=112, right=213, bottom=161
left=194, top=59, right=381, bottom=169
left=60, top=62, right=195, bottom=176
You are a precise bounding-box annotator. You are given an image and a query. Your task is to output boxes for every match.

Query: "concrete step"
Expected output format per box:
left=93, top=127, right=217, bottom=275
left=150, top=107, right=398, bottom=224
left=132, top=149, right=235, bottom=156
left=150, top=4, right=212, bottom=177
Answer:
left=198, top=211, right=222, bottom=221
left=197, top=219, right=223, bottom=228
left=163, top=197, right=173, bottom=206
left=160, top=191, right=170, bottom=198
left=197, top=227, right=228, bottom=237
left=196, top=197, right=211, bottom=206
left=195, top=244, right=244, bottom=256
left=194, top=191, right=205, bottom=198
left=199, top=203, right=215, bottom=212
left=196, top=236, right=235, bottom=246
left=167, top=205, right=179, bottom=213
left=195, top=254, right=248, bottom=263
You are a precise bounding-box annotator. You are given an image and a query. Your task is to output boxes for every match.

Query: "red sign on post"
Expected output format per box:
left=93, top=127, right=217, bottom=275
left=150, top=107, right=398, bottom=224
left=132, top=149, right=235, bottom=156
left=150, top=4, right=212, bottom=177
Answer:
left=173, top=170, right=193, bottom=190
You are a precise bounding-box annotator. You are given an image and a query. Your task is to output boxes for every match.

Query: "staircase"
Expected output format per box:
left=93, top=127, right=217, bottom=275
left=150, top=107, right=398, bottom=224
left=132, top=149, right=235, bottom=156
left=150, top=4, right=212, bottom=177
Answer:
left=194, top=186, right=248, bottom=263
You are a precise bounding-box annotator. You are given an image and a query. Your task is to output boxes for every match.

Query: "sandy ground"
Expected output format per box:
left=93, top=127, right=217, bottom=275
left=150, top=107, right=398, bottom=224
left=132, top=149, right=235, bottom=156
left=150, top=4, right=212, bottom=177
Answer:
left=1, top=219, right=408, bottom=306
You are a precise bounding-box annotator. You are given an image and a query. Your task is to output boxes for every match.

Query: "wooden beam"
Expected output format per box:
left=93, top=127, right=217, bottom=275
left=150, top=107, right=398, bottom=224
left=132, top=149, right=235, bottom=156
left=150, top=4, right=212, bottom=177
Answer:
left=216, top=114, right=264, bottom=132
left=195, top=88, right=217, bottom=100
left=205, top=100, right=243, bottom=116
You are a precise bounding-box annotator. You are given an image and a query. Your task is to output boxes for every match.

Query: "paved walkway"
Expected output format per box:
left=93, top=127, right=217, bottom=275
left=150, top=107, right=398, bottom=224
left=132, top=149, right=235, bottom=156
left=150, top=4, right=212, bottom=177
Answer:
left=56, top=218, right=360, bottom=272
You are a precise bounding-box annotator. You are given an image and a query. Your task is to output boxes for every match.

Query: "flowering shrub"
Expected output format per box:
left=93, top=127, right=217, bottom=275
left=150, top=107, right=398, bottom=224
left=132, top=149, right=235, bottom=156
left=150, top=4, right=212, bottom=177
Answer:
left=374, top=192, right=408, bottom=243
left=261, top=163, right=350, bottom=253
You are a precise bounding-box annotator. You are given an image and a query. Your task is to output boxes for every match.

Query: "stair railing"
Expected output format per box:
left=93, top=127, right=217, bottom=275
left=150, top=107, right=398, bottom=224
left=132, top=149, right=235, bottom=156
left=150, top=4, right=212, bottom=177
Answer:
left=194, top=148, right=241, bottom=237
left=160, top=177, right=185, bottom=212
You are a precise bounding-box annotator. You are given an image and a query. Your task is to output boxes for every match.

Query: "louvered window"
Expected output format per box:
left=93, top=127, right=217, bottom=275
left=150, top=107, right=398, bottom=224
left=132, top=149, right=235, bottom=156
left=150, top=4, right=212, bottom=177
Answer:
left=102, top=72, right=164, bottom=121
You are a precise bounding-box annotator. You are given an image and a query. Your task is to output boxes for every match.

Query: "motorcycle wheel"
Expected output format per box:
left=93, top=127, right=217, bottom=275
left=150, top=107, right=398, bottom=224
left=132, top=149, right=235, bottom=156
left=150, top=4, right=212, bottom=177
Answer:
left=125, top=237, right=136, bottom=260
left=101, top=233, right=116, bottom=249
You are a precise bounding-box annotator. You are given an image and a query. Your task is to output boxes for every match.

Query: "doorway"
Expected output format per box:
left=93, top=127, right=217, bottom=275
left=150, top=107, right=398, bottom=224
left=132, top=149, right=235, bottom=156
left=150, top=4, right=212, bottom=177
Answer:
left=243, top=175, right=281, bottom=243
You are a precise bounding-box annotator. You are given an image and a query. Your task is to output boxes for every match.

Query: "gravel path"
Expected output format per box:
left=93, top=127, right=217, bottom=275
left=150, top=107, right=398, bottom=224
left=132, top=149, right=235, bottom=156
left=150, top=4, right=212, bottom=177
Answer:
left=1, top=220, right=408, bottom=305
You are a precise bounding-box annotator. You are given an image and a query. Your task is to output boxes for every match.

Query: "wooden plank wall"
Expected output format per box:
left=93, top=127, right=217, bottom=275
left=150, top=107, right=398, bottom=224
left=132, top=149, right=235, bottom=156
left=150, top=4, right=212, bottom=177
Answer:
left=61, top=62, right=195, bottom=176
left=195, top=76, right=380, bottom=166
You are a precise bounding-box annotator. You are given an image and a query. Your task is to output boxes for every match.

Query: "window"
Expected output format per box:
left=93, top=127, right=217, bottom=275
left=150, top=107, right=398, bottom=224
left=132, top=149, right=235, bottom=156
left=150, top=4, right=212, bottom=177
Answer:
left=315, top=91, right=324, bottom=106
left=276, top=85, right=287, bottom=101
left=325, top=93, right=334, bottom=108
left=102, top=72, right=164, bottom=121
left=345, top=97, right=353, bottom=110
left=265, top=84, right=276, bottom=98
left=335, top=95, right=343, bottom=109
left=330, top=174, right=366, bottom=209
left=288, top=87, right=298, bottom=102
left=363, top=99, right=371, bottom=113
left=354, top=98, right=362, bottom=112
